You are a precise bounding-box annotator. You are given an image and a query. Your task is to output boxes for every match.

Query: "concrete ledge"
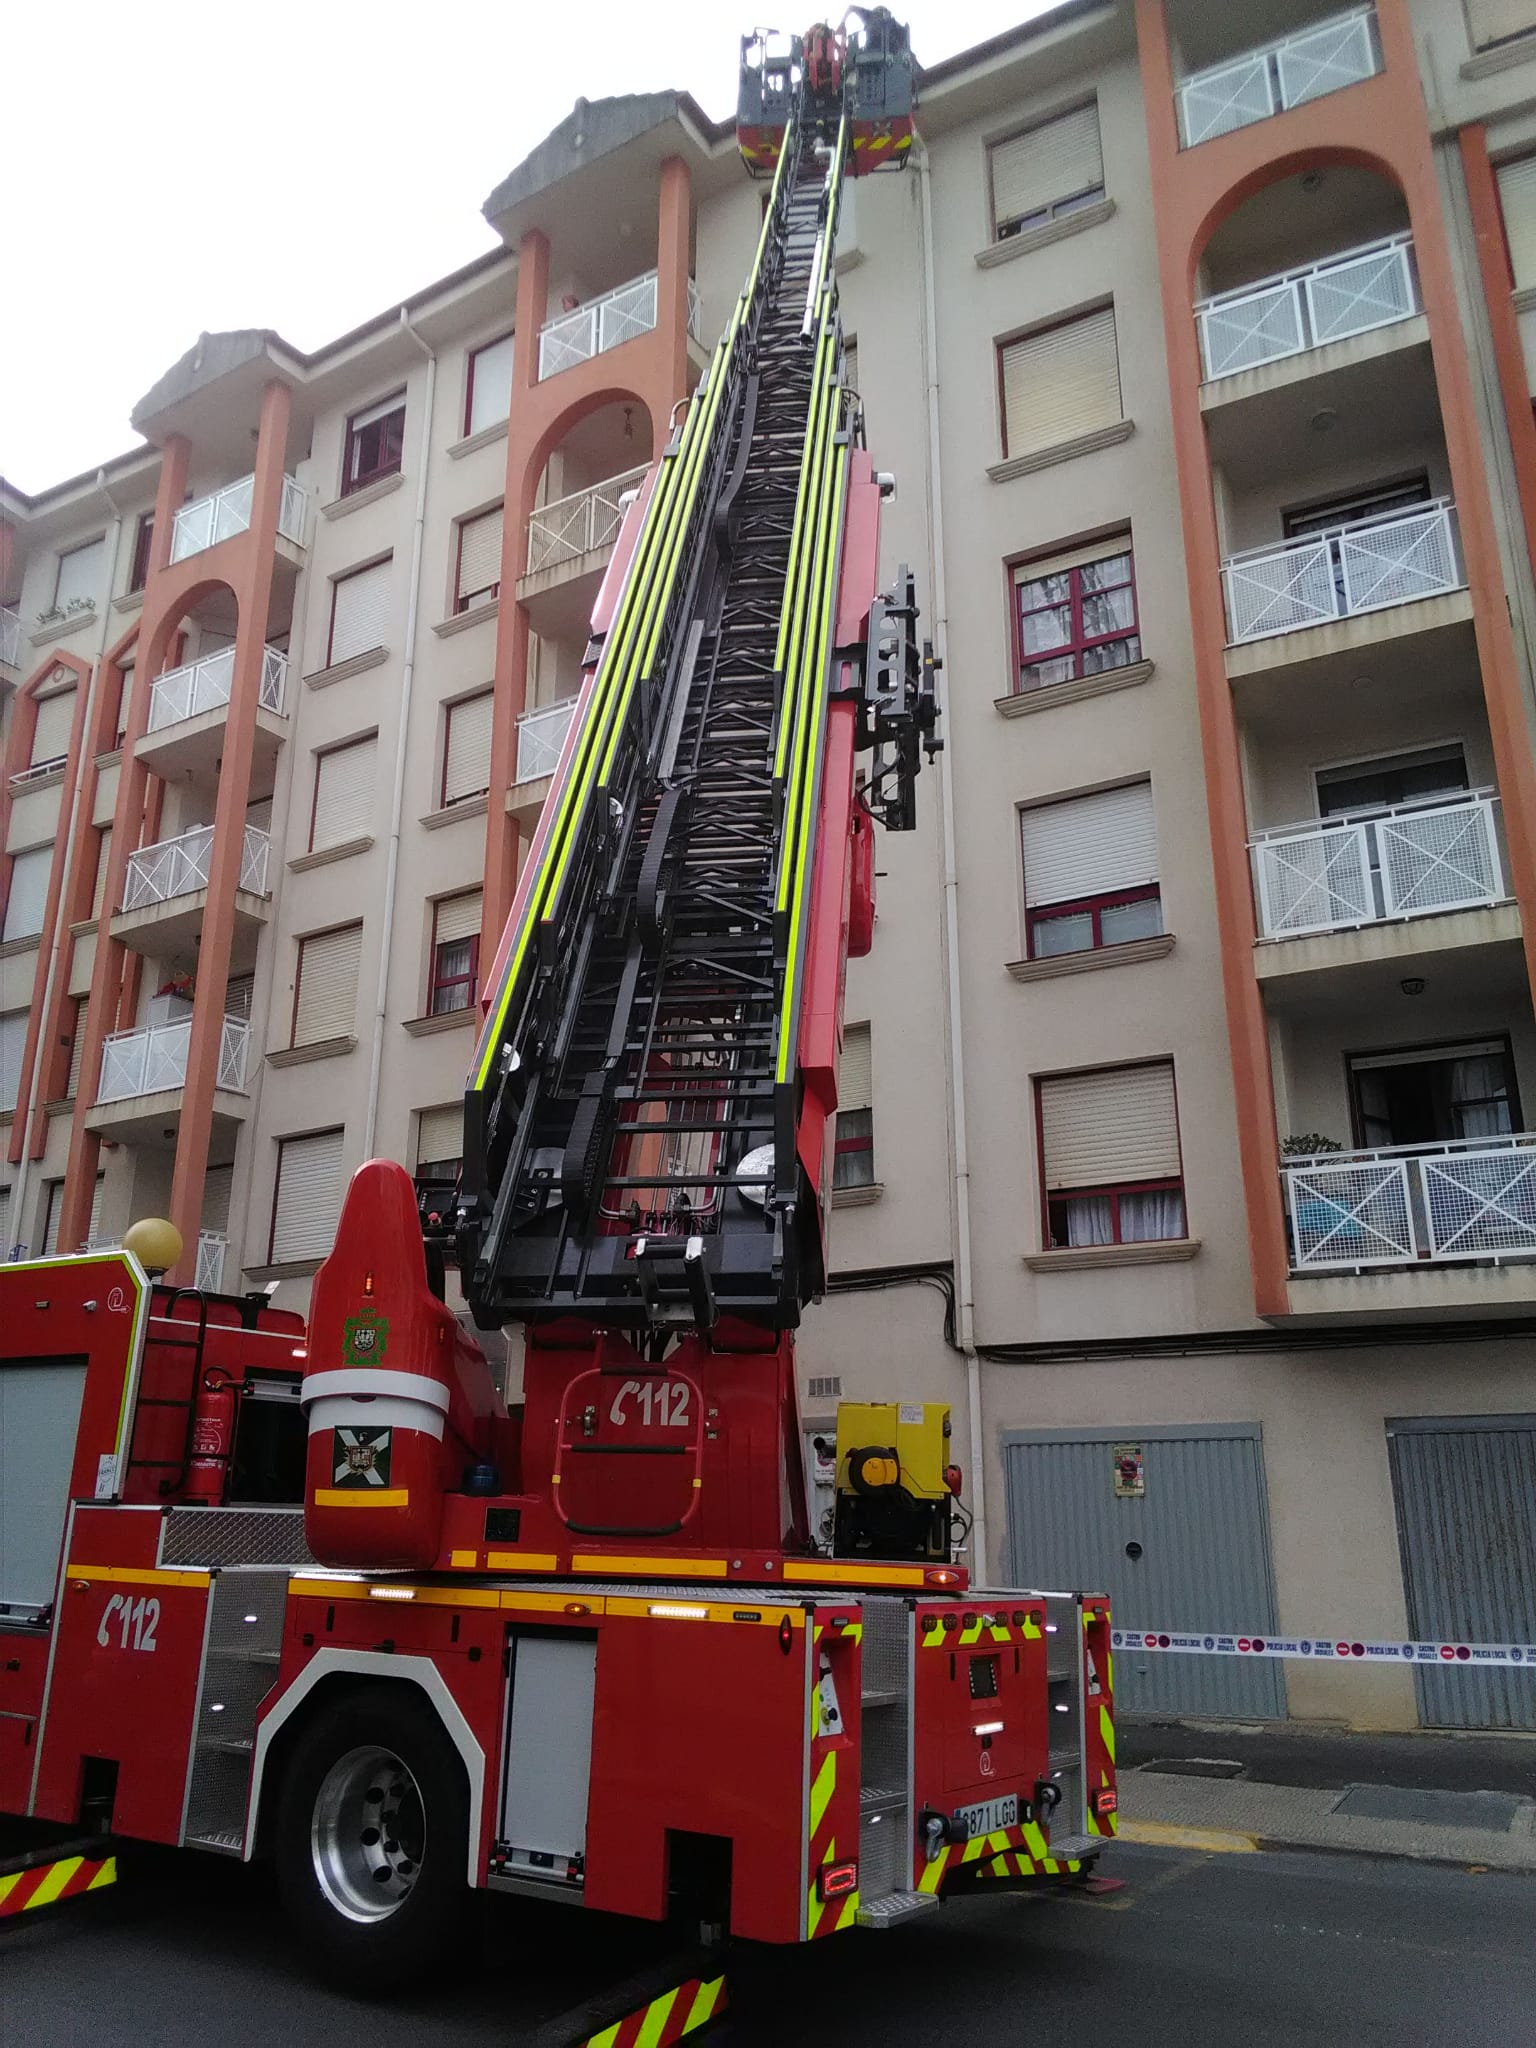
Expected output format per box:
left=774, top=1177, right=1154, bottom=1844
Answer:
left=987, top=417, right=1134, bottom=485
left=433, top=597, right=498, bottom=639
left=1224, top=589, right=1473, bottom=681
left=267, top=1035, right=357, bottom=1068
left=1024, top=1237, right=1200, bottom=1272
left=996, top=658, right=1153, bottom=717
left=320, top=471, right=405, bottom=520
left=975, top=197, right=1116, bottom=270
left=246, top=1258, right=323, bottom=1282
left=422, top=792, right=488, bottom=830
left=402, top=1009, right=475, bottom=1037
left=831, top=1181, right=884, bottom=1209
left=303, top=645, right=388, bottom=690
left=448, top=419, right=510, bottom=460
left=1007, top=933, right=1174, bottom=982
left=29, top=608, right=98, bottom=650
left=288, top=834, right=374, bottom=872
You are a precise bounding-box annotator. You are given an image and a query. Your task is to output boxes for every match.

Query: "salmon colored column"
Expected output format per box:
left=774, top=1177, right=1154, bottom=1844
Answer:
left=60, top=438, right=191, bottom=1247
left=654, top=156, right=695, bottom=418
left=164, top=379, right=294, bottom=1279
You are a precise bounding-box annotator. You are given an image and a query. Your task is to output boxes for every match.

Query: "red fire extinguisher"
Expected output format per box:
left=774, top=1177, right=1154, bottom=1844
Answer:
left=187, top=1367, right=241, bottom=1506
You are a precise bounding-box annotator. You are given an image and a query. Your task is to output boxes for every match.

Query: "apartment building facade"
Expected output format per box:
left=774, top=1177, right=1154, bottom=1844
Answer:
left=3, top=0, right=1534, bottom=1730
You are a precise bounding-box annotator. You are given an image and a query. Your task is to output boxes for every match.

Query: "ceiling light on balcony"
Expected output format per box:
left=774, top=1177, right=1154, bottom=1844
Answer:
left=1301, top=169, right=1326, bottom=193
left=1310, top=407, right=1338, bottom=433
left=1400, top=977, right=1426, bottom=997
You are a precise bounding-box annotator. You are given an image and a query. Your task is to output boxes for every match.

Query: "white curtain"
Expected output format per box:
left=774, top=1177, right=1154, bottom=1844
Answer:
left=1118, top=1189, right=1186, bottom=1243
left=1064, top=1195, right=1114, bottom=1246
left=1451, top=1056, right=1512, bottom=1140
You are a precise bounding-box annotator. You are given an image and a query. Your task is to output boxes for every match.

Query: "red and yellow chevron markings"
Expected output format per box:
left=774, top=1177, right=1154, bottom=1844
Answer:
left=581, top=1975, right=727, bottom=2048
left=0, top=1851, right=116, bottom=1918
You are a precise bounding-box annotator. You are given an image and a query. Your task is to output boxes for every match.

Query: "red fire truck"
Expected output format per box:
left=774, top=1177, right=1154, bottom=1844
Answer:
left=0, top=16, right=1115, bottom=2032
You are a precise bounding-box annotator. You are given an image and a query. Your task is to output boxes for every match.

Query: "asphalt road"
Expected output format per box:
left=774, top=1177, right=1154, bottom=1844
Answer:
left=3, top=1838, right=1533, bottom=2046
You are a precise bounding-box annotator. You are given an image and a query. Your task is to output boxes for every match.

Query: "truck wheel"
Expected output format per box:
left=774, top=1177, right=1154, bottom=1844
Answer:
left=274, top=1685, right=471, bottom=1987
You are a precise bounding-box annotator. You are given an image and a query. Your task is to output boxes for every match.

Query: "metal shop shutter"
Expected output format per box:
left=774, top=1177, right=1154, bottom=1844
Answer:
left=417, top=1103, right=463, bottom=1168
left=1001, top=305, right=1120, bottom=459
left=1388, top=1415, right=1536, bottom=1731
left=443, top=693, right=494, bottom=805
left=1039, top=1060, right=1180, bottom=1191
left=1022, top=781, right=1158, bottom=908
left=31, top=688, right=76, bottom=767
left=991, top=102, right=1102, bottom=231
left=1497, top=155, right=1536, bottom=291
left=313, top=735, right=377, bottom=845
left=329, top=559, right=392, bottom=665
left=4, top=846, right=53, bottom=941
left=67, top=999, right=88, bottom=1099
left=54, top=538, right=104, bottom=611
left=1470, top=1, right=1536, bottom=52
left=457, top=507, right=504, bottom=603
left=839, top=1022, right=872, bottom=1112
left=271, top=1129, right=346, bottom=1264
left=293, top=923, right=363, bottom=1046
left=201, top=1163, right=233, bottom=1236
left=435, top=890, right=482, bottom=948
left=468, top=333, right=515, bottom=435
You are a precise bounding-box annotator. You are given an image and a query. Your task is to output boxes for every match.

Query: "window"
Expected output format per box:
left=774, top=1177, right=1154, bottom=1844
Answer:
left=1497, top=156, right=1536, bottom=290
left=4, top=846, right=52, bottom=942
left=1282, top=473, right=1430, bottom=538
left=1013, top=537, right=1139, bottom=692
left=0, top=1185, right=10, bottom=1257
left=91, top=831, right=113, bottom=919
left=202, top=1164, right=233, bottom=1239
left=310, top=734, right=378, bottom=849
left=52, top=538, right=105, bottom=613
left=989, top=102, right=1104, bottom=241
left=1037, top=1060, right=1185, bottom=1248
left=342, top=392, right=406, bottom=496
left=1349, top=1038, right=1519, bottom=1149
left=1022, top=782, right=1161, bottom=958
left=1469, top=1, right=1536, bottom=51
left=114, top=661, right=134, bottom=746
left=291, top=923, right=364, bottom=1048
left=269, top=1128, right=346, bottom=1264
left=429, top=892, right=481, bottom=1015
left=225, top=973, right=255, bottom=1023
left=30, top=688, right=76, bottom=769
left=442, top=691, right=494, bottom=807
left=327, top=558, right=392, bottom=667
left=1316, top=744, right=1468, bottom=817
left=128, top=513, right=155, bottom=594
left=67, top=998, right=88, bottom=1100
left=834, top=1022, right=874, bottom=1190
left=455, top=507, right=504, bottom=613
left=42, top=1174, right=104, bottom=1256
left=465, top=333, right=515, bottom=437
left=999, top=305, right=1120, bottom=460
left=416, top=1105, right=464, bottom=1219
left=1, top=1010, right=25, bottom=1112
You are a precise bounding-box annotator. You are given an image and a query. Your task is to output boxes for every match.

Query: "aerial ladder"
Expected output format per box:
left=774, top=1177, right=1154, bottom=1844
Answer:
left=0, top=18, right=1115, bottom=2031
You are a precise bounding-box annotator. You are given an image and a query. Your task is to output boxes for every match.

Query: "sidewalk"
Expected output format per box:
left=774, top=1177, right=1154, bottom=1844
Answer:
left=1116, top=1717, right=1536, bottom=1872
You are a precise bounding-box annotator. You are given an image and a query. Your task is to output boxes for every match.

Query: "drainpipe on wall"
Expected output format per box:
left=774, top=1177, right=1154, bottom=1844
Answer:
left=915, top=142, right=988, bottom=1576
left=11, top=473, right=125, bottom=1253
left=361, top=310, right=436, bottom=1161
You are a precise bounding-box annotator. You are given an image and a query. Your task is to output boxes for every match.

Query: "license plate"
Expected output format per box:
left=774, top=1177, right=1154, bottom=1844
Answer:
left=954, top=1793, right=1017, bottom=1838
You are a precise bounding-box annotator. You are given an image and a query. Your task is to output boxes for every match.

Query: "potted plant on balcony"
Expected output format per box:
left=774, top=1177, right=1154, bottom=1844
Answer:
left=1281, top=1133, right=1343, bottom=1159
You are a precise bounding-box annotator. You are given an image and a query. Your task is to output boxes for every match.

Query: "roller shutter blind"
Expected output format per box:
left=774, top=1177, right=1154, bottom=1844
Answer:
left=201, top=1163, right=233, bottom=1235
left=417, top=1104, right=463, bottom=1168
left=0, top=1184, right=9, bottom=1254
left=1, top=1012, right=25, bottom=1112
left=271, top=1129, right=346, bottom=1263
left=1001, top=306, right=1120, bottom=459
left=456, top=507, right=504, bottom=606
left=54, top=538, right=104, bottom=611
left=991, top=103, right=1103, bottom=233
left=328, top=559, right=392, bottom=665
left=116, top=661, right=135, bottom=743
left=225, top=973, right=254, bottom=1022
left=467, top=333, right=515, bottom=435
left=31, top=690, right=76, bottom=767
left=88, top=1174, right=105, bottom=1244
left=42, top=1182, right=62, bottom=1255
left=92, top=832, right=113, bottom=917
left=839, top=1022, right=872, bottom=1112
left=1470, top=1, right=1536, bottom=49
left=68, top=1000, right=88, bottom=1099
left=292, top=923, right=363, bottom=1046
left=1497, top=156, right=1536, bottom=290
left=4, top=846, right=52, bottom=941
left=1022, top=782, right=1158, bottom=907
left=434, top=891, right=482, bottom=947
left=1039, top=1061, right=1181, bottom=1191
left=443, top=693, right=494, bottom=805
left=313, top=736, right=377, bottom=846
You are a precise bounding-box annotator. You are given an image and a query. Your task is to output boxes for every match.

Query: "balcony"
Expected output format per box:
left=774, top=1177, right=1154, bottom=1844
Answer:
left=507, top=698, right=575, bottom=826
left=137, top=644, right=288, bottom=783
left=520, top=464, right=648, bottom=635
left=1177, top=8, right=1379, bottom=149
left=1251, top=791, right=1507, bottom=943
left=1197, top=236, right=1417, bottom=383
left=86, top=1016, right=251, bottom=1144
left=1, top=605, right=20, bottom=670
left=1223, top=500, right=1463, bottom=650
left=537, top=273, right=702, bottom=381
left=195, top=1230, right=228, bottom=1291
left=1285, top=1134, right=1536, bottom=1278
left=169, top=474, right=306, bottom=563
left=111, top=820, right=271, bottom=960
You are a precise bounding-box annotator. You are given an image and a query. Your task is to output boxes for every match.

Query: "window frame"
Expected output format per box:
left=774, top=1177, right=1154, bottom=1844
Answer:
left=341, top=391, right=407, bottom=498
left=464, top=331, right=515, bottom=437
left=454, top=508, right=503, bottom=614
left=1043, top=1173, right=1187, bottom=1249
left=326, top=557, right=391, bottom=667
left=1345, top=1033, right=1522, bottom=1149
left=995, top=303, right=1121, bottom=462
left=428, top=897, right=482, bottom=1016
left=987, top=100, right=1106, bottom=244
left=1034, top=1058, right=1187, bottom=1250
left=1027, top=882, right=1164, bottom=960
left=289, top=920, right=365, bottom=1050
left=1010, top=539, right=1140, bottom=693
left=440, top=689, right=495, bottom=808
left=832, top=1105, right=875, bottom=1190
left=267, top=1125, right=346, bottom=1266
left=128, top=513, right=155, bottom=595
left=52, top=536, right=105, bottom=612
left=308, top=732, right=378, bottom=851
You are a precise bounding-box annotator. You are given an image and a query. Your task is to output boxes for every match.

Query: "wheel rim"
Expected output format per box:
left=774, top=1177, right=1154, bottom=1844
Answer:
left=311, top=1744, right=426, bottom=1923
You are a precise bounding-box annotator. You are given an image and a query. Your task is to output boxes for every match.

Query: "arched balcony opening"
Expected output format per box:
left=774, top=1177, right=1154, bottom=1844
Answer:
left=136, top=579, right=288, bottom=799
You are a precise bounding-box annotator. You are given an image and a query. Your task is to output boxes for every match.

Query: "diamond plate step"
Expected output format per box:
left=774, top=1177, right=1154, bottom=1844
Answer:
left=1044, top=1834, right=1099, bottom=1861
left=855, top=1889, right=940, bottom=1930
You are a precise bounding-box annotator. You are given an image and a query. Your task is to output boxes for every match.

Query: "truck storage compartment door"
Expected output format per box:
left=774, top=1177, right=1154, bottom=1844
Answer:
left=1, top=1357, right=87, bottom=1615
left=499, top=1633, right=597, bottom=1884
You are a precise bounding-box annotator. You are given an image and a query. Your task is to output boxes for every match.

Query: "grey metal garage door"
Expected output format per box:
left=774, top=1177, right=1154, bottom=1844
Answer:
left=1387, top=1414, right=1536, bottom=1731
left=1003, top=1423, right=1286, bottom=1720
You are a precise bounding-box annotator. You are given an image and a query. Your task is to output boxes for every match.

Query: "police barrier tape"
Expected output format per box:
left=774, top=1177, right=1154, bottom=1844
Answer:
left=1112, top=1628, right=1536, bottom=1670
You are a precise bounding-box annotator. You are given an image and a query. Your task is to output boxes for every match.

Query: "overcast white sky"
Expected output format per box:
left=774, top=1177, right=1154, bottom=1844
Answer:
left=3, top=0, right=1057, bottom=496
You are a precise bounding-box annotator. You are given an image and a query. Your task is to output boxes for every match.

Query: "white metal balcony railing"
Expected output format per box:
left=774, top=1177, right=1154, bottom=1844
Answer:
left=1, top=605, right=21, bottom=667
left=1223, top=499, right=1461, bottom=645
left=516, top=698, right=575, bottom=783
left=169, top=473, right=306, bottom=563
left=96, top=1016, right=250, bottom=1105
left=526, top=465, right=649, bottom=576
left=1177, top=7, right=1379, bottom=148
left=146, top=643, right=287, bottom=733
left=1286, top=1134, right=1536, bottom=1271
left=1251, top=790, right=1506, bottom=939
left=538, top=274, right=704, bottom=381
left=196, top=1230, right=227, bottom=1291
left=120, top=822, right=271, bottom=914
left=1196, top=234, right=1417, bottom=381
